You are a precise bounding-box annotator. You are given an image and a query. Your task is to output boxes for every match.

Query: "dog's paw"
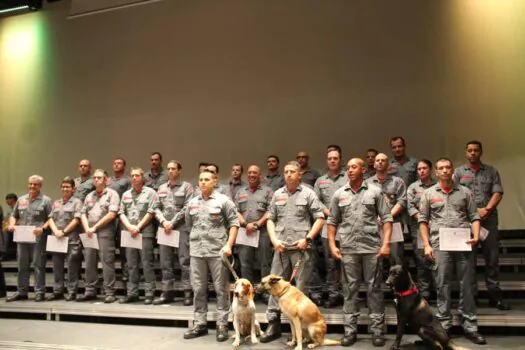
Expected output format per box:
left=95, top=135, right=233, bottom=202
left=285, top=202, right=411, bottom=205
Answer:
left=286, top=340, right=297, bottom=347
left=232, top=340, right=241, bottom=348
left=307, top=344, right=317, bottom=349
left=251, top=336, right=258, bottom=345
left=389, top=345, right=399, bottom=350
left=294, top=345, right=303, bottom=350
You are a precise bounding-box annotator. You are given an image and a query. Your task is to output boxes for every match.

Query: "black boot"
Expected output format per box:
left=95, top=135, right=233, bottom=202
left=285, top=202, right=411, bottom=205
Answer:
left=153, top=291, right=174, bottom=305
left=260, top=319, right=282, bottom=343
left=183, top=291, right=193, bottom=306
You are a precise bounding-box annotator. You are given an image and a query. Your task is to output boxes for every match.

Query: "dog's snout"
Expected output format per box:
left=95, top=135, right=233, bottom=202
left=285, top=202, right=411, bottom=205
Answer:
left=233, top=291, right=240, bottom=298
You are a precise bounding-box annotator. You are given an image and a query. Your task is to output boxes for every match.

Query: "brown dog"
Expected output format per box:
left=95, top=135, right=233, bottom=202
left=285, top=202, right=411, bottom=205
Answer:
left=256, top=274, right=340, bottom=350
left=232, top=278, right=263, bottom=348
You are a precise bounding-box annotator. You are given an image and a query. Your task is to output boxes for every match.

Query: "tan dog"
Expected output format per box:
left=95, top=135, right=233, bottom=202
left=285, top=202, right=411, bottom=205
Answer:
left=232, top=278, right=263, bottom=348
left=256, top=274, right=340, bottom=350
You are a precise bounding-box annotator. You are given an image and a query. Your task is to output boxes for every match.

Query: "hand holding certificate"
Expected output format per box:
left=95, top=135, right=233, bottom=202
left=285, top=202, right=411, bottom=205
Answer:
left=46, top=235, right=69, bottom=253
left=13, top=225, right=37, bottom=243
left=157, top=227, right=179, bottom=248
left=382, top=222, right=404, bottom=243
left=121, top=230, right=142, bottom=250
left=79, top=233, right=99, bottom=250
left=439, top=228, right=471, bottom=251
left=236, top=227, right=259, bottom=248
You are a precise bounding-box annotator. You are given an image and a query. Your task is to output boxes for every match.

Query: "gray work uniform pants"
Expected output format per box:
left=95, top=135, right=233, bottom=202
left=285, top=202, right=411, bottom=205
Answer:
left=238, top=231, right=273, bottom=284
left=17, top=237, right=47, bottom=295
left=341, top=253, right=385, bottom=336
left=433, top=250, right=478, bottom=332
left=472, top=217, right=501, bottom=301
left=308, top=236, right=325, bottom=298
left=125, top=237, right=156, bottom=297
left=409, top=223, right=432, bottom=298
left=190, top=256, right=230, bottom=327
left=266, top=249, right=314, bottom=322
left=83, top=236, right=116, bottom=296
left=310, top=237, right=342, bottom=299
left=159, top=229, right=190, bottom=292
left=51, top=242, right=82, bottom=294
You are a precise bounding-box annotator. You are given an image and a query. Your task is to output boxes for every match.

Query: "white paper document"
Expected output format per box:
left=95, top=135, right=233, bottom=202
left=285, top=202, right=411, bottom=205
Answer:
left=14, top=226, right=37, bottom=243
left=236, top=227, right=260, bottom=248
left=157, top=228, right=179, bottom=248
left=79, top=233, right=99, bottom=250
left=46, top=235, right=69, bottom=253
left=479, top=227, right=490, bottom=241
left=121, top=230, right=143, bottom=250
left=382, top=222, right=404, bottom=243
left=439, top=228, right=471, bottom=251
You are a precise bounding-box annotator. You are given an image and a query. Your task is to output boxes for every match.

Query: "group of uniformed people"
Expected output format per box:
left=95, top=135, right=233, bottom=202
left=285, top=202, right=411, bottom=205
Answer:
left=4, top=137, right=509, bottom=347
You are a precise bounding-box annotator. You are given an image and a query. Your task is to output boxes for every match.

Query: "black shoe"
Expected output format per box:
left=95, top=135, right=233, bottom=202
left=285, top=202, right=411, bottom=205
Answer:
left=465, top=331, right=486, bottom=345
left=260, top=320, right=282, bottom=343
left=184, top=324, right=208, bottom=339
left=46, top=293, right=64, bottom=301
left=65, top=293, right=77, bottom=302
left=216, top=325, right=229, bottom=342
left=311, top=296, right=323, bottom=307
left=489, top=300, right=511, bottom=311
left=144, top=296, right=154, bottom=305
left=324, top=295, right=343, bottom=309
left=119, top=295, right=139, bottom=304
left=6, top=293, right=29, bottom=302
left=372, top=334, right=386, bottom=347
left=260, top=294, right=270, bottom=304
left=153, top=291, right=174, bottom=305
left=104, top=295, right=117, bottom=304
left=34, top=294, right=45, bottom=302
left=341, top=333, right=357, bottom=347
left=76, top=294, right=97, bottom=302
left=183, top=291, right=193, bottom=306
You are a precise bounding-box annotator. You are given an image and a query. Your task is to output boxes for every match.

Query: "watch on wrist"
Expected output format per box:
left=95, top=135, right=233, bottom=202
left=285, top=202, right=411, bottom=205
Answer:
left=305, top=236, right=312, bottom=244
left=252, top=223, right=259, bottom=230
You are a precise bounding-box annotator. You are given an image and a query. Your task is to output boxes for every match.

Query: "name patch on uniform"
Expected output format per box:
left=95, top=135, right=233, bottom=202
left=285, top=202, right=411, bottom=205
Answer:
left=338, top=196, right=351, bottom=206
left=275, top=195, right=288, bottom=203
left=460, top=175, right=474, bottom=181
left=238, top=194, right=248, bottom=201
left=430, top=197, right=444, bottom=204
left=319, top=180, right=331, bottom=186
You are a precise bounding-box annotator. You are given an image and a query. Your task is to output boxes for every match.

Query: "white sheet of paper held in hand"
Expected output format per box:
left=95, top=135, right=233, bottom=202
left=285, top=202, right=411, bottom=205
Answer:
left=121, top=230, right=143, bottom=250
left=382, top=222, right=404, bottom=243
left=13, top=225, right=37, bottom=243
left=79, top=233, right=99, bottom=250
left=479, top=227, right=489, bottom=241
left=236, top=227, right=259, bottom=248
left=320, top=223, right=340, bottom=241
left=46, top=235, right=69, bottom=253
left=157, top=227, right=179, bottom=248
left=439, top=228, right=471, bottom=251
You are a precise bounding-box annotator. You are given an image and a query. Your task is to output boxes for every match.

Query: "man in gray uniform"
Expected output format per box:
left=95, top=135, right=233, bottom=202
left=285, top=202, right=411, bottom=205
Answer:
left=145, top=152, right=168, bottom=191
left=183, top=170, right=239, bottom=342
left=388, top=136, right=418, bottom=187
left=6, top=175, right=52, bottom=302
left=79, top=169, right=120, bottom=303
left=310, top=148, right=347, bottom=308
left=366, top=153, right=407, bottom=265
left=328, top=158, right=392, bottom=347
left=419, top=157, right=486, bottom=345
left=263, top=155, right=285, bottom=192
left=118, top=167, right=157, bottom=304
left=74, top=159, right=95, bottom=202
left=47, top=177, right=83, bottom=301
left=260, top=161, right=325, bottom=343
left=193, top=164, right=229, bottom=196
left=364, top=148, right=378, bottom=180
left=228, top=164, right=245, bottom=200
left=453, top=140, right=510, bottom=310
left=151, top=160, right=194, bottom=306
left=297, top=151, right=320, bottom=187
left=234, top=165, right=273, bottom=300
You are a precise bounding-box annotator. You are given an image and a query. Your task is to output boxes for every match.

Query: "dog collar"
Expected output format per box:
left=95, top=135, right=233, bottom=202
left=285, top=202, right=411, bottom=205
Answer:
left=395, top=287, right=419, bottom=297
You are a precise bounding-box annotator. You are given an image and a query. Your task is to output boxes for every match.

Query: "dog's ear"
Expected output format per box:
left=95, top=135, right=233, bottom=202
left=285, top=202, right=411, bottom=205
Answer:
left=269, top=276, right=282, bottom=285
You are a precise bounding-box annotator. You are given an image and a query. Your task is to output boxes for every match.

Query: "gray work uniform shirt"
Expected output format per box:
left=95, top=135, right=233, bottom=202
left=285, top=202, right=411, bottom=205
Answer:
left=388, top=156, right=418, bottom=187
left=407, top=180, right=436, bottom=218
left=82, top=188, right=120, bottom=238
left=314, top=171, right=347, bottom=207
left=119, top=186, right=157, bottom=237
left=145, top=167, right=168, bottom=191
left=73, top=177, right=95, bottom=202
left=228, top=179, right=246, bottom=200
left=327, top=182, right=393, bottom=254
left=194, top=183, right=229, bottom=197
left=418, top=184, right=480, bottom=250
left=151, top=180, right=194, bottom=228
left=263, top=172, right=285, bottom=192
left=267, top=185, right=325, bottom=244
left=185, top=192, right=239, bottom=258
left=453, top=163, right=503, bottom=217
left=12, top=193, right=53, bottom=243
left=301, top=168, right=321, bottom=188
left=366, top=174, right=407, bottom=222
left=49, top=197, right=83, bottom=243
left=108, top=175, right=132, bottom=198
left=234, top=184, right=273, bottom=229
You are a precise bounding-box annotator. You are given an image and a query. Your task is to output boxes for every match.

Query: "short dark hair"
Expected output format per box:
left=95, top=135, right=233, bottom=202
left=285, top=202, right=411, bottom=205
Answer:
left=151, top=152, right=163, bottom=161
left=5, top=193, right=17, bottom=201
left=435, top=157, right=453, bottom=169
left=200, top=169, right=215, bottom=177
left=232, top=164, right=244, bottom=173
left=366, top=148, right=378, bottom=155
left=114, top=157, right=126, bottom=166
left=267, top=155, right=280, bottom=164
left=466, top=140, right=483, bottom=152
left=207, top=163, right=219, bottom=174
left=198, top=162, right=209, bottom=169
left=418, top=159, right=433, bottom=169
left=167, top=160, right=182, bottom=170
left=326, top=144, right=342, bottom=155
left=61, top=176, right=75, bottom=187
left=390, top=136, right=405, bottom=146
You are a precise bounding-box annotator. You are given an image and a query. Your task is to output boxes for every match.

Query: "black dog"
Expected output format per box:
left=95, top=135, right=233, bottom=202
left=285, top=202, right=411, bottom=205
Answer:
left=386, top=265, right=469, bottom=350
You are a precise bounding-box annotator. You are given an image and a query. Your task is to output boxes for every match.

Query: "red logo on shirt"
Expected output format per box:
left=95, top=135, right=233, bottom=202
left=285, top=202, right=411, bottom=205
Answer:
left=460, top=175, right=474, bottom=181
left=19, top=201, right=29, bottom=209
left=430, top=197, right=444, bottom=204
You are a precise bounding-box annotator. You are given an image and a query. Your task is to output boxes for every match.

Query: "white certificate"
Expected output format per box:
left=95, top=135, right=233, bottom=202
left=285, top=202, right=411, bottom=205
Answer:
left=382, top=222, right=404, bottom=243
left=46, top=235, right=69, bottom=253
left=79, top=233, right=99, bottom=250
left=320, top=223, right=340, bottom=241
left=13, top=225, right=37, bottom=243
left=439, top=228, right=471, bottom=251
left=157, top=228, right=179, bottom=248
left=479, top=226, right=490, bottom=241
left=236, top=227, right=259, bottom=248
left=121, top=230, right=143, bottom=250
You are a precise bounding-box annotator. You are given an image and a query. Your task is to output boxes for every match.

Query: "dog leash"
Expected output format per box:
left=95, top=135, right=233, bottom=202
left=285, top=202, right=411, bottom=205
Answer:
left=221, top=250, right=239, bottom=281
left=279, top=244, right=304, bottom=283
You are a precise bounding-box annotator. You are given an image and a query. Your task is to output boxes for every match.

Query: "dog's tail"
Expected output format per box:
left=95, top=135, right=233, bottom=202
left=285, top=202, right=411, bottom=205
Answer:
left=321, top=338, right=341, bottom=346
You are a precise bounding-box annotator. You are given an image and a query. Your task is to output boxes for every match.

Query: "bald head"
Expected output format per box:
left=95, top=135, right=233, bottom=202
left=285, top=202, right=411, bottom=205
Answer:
left=375, top=153, right=389, bottom=174
left=346, top=158, right=366, bottom=182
